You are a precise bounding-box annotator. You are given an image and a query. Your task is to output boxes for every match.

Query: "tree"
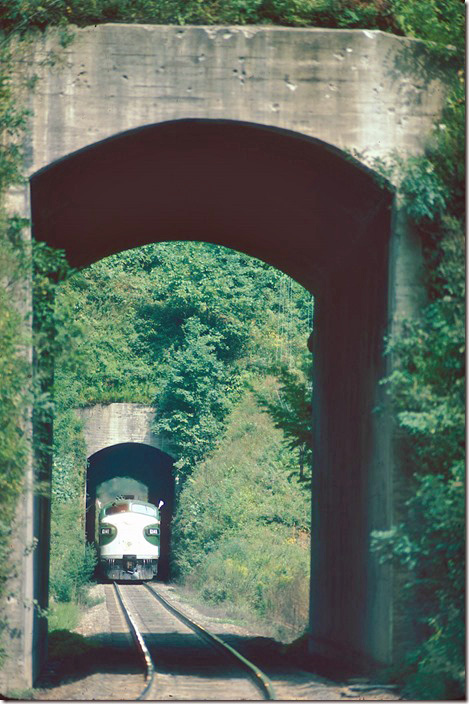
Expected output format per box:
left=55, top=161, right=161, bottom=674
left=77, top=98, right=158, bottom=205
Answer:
left=255, top=356, right=312, bottom=485
left=153, top=317, right=237, bottom=479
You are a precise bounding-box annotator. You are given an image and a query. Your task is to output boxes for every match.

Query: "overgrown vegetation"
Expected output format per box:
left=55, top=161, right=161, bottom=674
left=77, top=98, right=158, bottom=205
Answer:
left=54, top=242, right=313, bottom=479
left=32, top=239, right=97, bottom=612
left=173, top=389, right=311, bottom=639
left=52, top=241, right=313, bottom=637
left=0, top=0, right=404, bottom=34
left=0, top=38, right=31, bottom=659
left=0, top=0, right=464, bottom=697
left=370, top=2, right=465, bottom=699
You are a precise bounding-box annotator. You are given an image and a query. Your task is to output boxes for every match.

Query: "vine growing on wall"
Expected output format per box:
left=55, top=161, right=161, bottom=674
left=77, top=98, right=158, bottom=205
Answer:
left=0, top=20, right=80, bottom=658
left=0, top=33, right=32, bottom=660
left=370, top=2, right=465, bottom=698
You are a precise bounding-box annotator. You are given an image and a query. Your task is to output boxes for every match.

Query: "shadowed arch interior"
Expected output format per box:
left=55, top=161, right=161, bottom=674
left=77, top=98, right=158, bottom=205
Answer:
left=31, top=118, right=395, bottom=673
left=31, top=119, right=390, bottom=294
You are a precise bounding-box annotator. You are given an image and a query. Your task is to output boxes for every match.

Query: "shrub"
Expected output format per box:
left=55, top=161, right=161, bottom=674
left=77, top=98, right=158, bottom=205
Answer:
left=49, top=503, right=97, bottom=603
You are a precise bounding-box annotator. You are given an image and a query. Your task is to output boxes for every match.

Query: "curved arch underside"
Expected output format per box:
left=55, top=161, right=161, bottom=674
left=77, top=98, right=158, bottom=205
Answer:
left=31, top=119, right=391, bottom=293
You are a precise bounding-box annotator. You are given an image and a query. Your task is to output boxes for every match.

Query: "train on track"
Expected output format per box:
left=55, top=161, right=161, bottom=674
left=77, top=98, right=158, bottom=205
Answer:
left=98, top=496, right=163, bottom=581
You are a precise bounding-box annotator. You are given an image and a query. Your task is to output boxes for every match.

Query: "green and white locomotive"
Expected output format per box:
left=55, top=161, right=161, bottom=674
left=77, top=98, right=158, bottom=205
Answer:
left=98, top=497, right=163, bottom=581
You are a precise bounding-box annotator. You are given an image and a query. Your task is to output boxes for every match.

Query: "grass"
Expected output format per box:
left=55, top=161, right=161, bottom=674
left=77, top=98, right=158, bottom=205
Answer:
left=169, top=581, right=282, bottom=639
left=47, top=630, right=96, bottom=661
left=47, top=582, right=104, bottom=632
left=47, top=600, right=80, bottom=631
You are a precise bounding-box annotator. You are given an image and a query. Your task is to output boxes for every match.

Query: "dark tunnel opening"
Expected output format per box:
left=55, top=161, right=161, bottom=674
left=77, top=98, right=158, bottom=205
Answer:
left=86, top=443, right=175, bottom=580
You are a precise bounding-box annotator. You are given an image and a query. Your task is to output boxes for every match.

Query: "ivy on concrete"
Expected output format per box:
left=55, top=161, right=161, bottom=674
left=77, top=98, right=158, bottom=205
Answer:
left=371, top=3, right=465, bottom=697
left=0, top=37, right=31, bottom=660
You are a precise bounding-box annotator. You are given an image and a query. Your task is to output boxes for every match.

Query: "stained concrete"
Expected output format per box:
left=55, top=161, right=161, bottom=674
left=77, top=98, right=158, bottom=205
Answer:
left=26, top=25, right=444, bottom=172
left=1, top=25, right=449, bottom=691
left=76, top=403, right=174, bottom=458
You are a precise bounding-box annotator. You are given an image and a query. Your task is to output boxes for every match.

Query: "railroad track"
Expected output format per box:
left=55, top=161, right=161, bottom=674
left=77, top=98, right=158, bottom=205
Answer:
left=113, top=581, right=276, bottom=701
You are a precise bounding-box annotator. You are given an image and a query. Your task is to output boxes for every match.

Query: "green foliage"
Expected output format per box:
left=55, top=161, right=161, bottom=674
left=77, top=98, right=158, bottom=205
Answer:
left=0, top=0, right=402, bottom=33
left=0, top=217, right=29, bottom=609
left=49, top=240, right=312, bottom=621
left=54, top=258, right=157, bottom=405
left=47, top=601, right=81, bottom=632
left=255, top=355, right=312, bottom=485
left=54, top=242, right=279, bottom=405
left=173, top=389, right=311, bottom=638
left=0, top=37, right=32, bottom=661
left=374, top=217, right=465, bottom=698
left=154, top=317, right=236, bottom=477
left=399, top=156, right=448, bottom=224
left=49, top=368, right=97, bottom=606
left=194, top=526, right=310, bottom=639
left=32, top=242, right=97, bottom=611
left=371, top=6, right=465, bottom=696
left=49, top=503, right=96, bottom=603
left=0, top=50, right=28, bottom=192
left=0, top=0, right=463, bottom=688
left=390, top=0, right=465, bottom=57
left=55, top=242, right=312, bottom=476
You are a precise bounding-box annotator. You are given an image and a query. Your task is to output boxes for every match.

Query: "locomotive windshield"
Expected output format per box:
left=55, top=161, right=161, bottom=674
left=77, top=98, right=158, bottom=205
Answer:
left=105, top=503, right=129, bottom=515
left=103, top=501, right=158, bottom=517
left=131, top=504, right=157, bottom=517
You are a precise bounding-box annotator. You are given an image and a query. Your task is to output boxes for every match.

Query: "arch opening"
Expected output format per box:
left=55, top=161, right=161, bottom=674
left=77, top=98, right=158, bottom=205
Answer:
left=31, top=118, right=394, bottom=673
left=86, top=443, right=175, bottom=580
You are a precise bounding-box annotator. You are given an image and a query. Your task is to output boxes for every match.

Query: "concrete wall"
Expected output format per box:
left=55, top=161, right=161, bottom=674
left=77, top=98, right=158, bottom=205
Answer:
left=76, top=403, right=173, bottom=458
left=27, top=24, right=444, bottom=173
left=1, top=25, right=448, bottom=691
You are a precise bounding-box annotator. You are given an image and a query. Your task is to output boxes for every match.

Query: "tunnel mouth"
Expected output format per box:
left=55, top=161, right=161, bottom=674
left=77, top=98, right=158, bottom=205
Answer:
left=86, top=442, right=175, bottom=581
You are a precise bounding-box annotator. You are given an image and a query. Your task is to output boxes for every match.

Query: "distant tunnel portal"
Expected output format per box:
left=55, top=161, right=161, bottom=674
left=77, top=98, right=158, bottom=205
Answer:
left=86, top=443, right=175, bottom=580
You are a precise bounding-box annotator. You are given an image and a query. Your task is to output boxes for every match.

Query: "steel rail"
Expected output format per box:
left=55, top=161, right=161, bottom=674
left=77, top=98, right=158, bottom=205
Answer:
left=112, top=582, right=156, bottom=701
left=143, top=582, right=276, bottom=701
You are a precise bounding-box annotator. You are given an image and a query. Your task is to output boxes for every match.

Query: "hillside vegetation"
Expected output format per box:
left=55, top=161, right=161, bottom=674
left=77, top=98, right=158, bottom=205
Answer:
left=50, top=241, right=313, bottom=638
left=173, top=388, right=311, bottom=640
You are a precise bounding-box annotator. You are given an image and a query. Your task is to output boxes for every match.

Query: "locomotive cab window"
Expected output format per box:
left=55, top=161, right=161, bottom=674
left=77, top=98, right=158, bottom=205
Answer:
left=131, top=504, right=157, bottom=517
left=105, top=503, right=129, bottom=515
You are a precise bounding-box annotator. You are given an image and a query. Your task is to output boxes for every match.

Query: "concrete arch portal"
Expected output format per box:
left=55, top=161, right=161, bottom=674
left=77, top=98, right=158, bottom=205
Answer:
left=86, top=443, right=175, bottom=581
left=32, top=118, right=393, bottom=673
left=3, top=23, right=447, bottom=691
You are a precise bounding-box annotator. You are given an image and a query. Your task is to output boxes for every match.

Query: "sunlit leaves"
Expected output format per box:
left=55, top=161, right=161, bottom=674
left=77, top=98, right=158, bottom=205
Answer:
left=390, top=0, right=465, bottom=56
left=374, top=15, right=465, bottom=691
left=172, top=389, right=311, bottom=638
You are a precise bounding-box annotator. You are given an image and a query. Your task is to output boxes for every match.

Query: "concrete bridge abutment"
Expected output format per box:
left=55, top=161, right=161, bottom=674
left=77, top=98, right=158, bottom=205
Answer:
left=0, top=24, right=447, bottom=690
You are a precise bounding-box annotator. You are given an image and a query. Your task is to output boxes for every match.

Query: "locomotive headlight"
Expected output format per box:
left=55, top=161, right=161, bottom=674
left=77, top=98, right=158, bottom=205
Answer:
left=144, top=524, right=160, bottom=546
left=99, top=524, right=117, bottom=545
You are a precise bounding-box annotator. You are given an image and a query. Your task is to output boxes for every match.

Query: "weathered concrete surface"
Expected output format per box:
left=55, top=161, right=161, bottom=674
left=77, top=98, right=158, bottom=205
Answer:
left=0, top=193, right=47, bottom=692
left=76, top=403, right=174, bottom=458
left=1, top=24, right=449, bottom=691
left=27, top=24, right=444, bottom=173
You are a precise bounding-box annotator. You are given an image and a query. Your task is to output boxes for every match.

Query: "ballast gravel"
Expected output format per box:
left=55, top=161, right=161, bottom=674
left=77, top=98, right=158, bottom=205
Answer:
left=33, top=583, right=144, bottom=701
left=31, top=582, right=402, bottom=701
